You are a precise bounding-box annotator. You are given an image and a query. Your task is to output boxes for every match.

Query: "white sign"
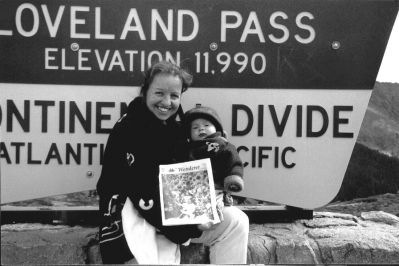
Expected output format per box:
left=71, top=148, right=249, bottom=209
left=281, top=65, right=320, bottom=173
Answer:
left=1, top=84, right=370, bottom=209
left=0, top=84, right=138, bottom=203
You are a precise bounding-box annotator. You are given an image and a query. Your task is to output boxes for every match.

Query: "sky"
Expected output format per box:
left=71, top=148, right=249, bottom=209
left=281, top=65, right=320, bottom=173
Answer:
left=376, top=15, right=399, bottom=83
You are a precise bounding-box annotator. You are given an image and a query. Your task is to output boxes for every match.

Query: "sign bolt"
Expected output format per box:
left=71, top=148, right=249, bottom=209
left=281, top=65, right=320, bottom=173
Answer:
left=331, top=41, right=341, bottom=50
left=71, top=43, right=80, bottom=51
left=210, top=42, right=218, bottom=51
left=86, top=171, right=93, bottom=178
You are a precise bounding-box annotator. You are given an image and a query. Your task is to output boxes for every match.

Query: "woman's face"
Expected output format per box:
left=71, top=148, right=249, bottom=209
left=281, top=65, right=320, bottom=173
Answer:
left=146, top=73, right=183, bottom=121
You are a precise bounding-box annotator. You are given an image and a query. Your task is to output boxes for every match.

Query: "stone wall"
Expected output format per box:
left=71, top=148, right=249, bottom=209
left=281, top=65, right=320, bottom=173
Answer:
left=1, top=211, right=399, bottom=264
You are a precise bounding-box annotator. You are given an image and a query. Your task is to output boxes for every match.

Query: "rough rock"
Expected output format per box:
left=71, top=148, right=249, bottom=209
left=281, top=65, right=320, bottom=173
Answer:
left=1, top=224, right=96, bottom=265
left=1, top=211, right=399, bottom=264
left=317, top=193, right=399, bottom=217
left=360, top=211, right=399, bottom=226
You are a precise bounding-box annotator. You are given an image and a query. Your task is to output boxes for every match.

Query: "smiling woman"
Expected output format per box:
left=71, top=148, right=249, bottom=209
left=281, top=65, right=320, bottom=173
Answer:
left=144, top=74, right=183, bottom=121
left=96, top=60, right=249, bottom=264
left=96, top=60, right=195, bottom=263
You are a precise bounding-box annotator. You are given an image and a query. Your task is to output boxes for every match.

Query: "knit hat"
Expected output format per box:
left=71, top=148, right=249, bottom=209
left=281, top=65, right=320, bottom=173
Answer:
left=184, top=106, right=224, bottom=135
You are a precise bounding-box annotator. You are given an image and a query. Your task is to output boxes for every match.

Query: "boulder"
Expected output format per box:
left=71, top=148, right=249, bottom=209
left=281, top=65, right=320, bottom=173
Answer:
left=360, top=211, right=399, bottom=226
left=1, top=224, right=97, bottom=265
left=1, top=211, right=399, bottom=264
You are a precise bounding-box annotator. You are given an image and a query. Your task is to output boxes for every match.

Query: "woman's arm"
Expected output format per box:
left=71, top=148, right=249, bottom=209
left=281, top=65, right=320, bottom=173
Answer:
left=97, top=121, right=128, bottom=212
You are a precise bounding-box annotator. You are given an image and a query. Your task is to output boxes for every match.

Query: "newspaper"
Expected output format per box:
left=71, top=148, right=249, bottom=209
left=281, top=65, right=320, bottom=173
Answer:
left=159, top=158, right=220, bottom=226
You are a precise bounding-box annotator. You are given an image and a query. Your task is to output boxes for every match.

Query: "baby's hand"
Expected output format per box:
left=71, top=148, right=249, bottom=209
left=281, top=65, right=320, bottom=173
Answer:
left=228, top=184, right=240, bottom=192
left=224, top=175, right=243, bottom=192
left=197, top=222, right=215, bottom=231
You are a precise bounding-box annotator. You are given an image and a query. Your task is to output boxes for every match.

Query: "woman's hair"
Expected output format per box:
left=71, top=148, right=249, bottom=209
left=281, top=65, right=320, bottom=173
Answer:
left=140, top=61, right=193, bottom=96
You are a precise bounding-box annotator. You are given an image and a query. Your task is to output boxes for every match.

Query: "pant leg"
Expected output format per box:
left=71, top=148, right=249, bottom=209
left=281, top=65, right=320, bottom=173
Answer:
left=191, top=206, right=249, bottom=264
left=122, top=197, right=180, bottom=264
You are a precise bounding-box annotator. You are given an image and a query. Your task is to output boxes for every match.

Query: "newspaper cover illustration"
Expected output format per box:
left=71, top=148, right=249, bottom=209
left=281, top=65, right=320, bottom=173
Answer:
left=159, top=158, right=220, bottom=226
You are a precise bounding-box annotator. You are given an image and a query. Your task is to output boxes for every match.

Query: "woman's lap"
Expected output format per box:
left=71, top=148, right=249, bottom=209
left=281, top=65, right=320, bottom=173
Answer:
left=190, top=206, right=249, bottom=264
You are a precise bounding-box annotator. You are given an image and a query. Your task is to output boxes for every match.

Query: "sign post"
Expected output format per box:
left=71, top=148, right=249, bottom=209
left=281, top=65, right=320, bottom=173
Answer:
left=1, top=0, right=398, bottom=214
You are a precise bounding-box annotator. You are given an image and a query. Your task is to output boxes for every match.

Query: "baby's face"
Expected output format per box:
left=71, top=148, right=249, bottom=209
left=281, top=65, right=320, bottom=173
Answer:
left=190, top=118, right=217, bottom=141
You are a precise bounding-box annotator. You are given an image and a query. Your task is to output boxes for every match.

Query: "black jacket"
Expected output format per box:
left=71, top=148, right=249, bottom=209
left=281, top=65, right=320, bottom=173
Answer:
left=186, top=132, right=244, bottom=189
left=97, top=97, right=202, bottom=245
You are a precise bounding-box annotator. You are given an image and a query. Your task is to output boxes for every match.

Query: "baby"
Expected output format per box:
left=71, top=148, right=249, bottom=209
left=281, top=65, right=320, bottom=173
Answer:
left=183, top=105, right=244, bottom=207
